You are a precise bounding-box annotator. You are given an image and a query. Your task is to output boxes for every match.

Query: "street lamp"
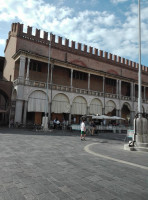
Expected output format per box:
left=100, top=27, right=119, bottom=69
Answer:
left=134, top=0, right=148, bottom=147
left=138, top=0, right=142, bottom=117
left=43, top=33, right=52, bottom=131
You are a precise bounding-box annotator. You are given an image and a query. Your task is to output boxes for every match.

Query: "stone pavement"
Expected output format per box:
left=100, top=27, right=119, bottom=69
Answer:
left=0, top=128, right=148, bottom=200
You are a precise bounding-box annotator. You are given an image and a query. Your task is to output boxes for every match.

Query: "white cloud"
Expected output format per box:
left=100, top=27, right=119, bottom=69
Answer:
left=0, top=0, right=148, bottom=64
left=111, top=0, right=128, bottom=4
left=0, top=39, right=5, bottom=45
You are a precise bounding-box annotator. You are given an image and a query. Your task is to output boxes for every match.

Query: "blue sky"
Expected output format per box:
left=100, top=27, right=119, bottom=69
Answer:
left=0, top=0, right=148, bottom=66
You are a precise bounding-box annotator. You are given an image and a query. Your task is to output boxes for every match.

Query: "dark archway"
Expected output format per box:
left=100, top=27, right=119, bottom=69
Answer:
left=121, top=103, right=131, bottom=125
left=0, top=89, right=10, bottom=125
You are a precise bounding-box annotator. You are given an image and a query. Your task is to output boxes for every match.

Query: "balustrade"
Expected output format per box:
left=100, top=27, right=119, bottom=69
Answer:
left=13, top=78, right=147, bottom=104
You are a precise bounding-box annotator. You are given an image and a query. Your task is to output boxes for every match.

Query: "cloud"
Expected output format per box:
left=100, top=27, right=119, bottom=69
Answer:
left=111, top=0, right=128, bottom=4
left=0, top=39, right=5, bottom=45
left=0, top=0, right=148, bottom=64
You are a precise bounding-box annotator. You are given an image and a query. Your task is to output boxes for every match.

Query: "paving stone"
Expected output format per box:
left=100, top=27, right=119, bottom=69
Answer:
left=53, top=190, right=71, bottom=199
left=23, top=193, right=36, bottom=200
left=0, top=191, right=12, bottom=200
left=28, top=183, right=49, bottom=195
left=36, top=192, right=59, bottom=200
left=6, top=187, right=26, bottom=200
left=0, top=128, right=148, bottom=200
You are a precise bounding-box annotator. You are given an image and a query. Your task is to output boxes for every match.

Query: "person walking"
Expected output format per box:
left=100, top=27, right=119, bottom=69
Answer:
left=80, top=119, right=86, bottom=141
left=90, top=120, right=96, bottom=136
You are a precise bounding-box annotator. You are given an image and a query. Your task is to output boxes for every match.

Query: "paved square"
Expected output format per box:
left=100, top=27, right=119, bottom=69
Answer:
left=0, top=128, right=148, bottom=200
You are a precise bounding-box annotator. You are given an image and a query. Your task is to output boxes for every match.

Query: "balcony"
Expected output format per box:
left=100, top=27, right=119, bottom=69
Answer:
left=13, top=78, right=144, bottom=103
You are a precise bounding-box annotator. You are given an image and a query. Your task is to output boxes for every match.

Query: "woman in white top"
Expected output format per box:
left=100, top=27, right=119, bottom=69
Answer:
left=80, top=119, right=86, bottom=140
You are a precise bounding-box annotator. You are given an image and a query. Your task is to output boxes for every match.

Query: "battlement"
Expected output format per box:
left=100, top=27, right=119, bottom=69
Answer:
left=9, top=22, right=148, bottom=72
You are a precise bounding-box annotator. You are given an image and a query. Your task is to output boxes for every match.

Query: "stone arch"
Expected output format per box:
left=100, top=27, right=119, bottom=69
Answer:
left=105, top=100, right=116, bottom=115
left=121, top=102, right=131, bottom=121
left=90, top=98, right=103, bottom=115
left=122, top=102, right=131, bottom=110
left=71, top=96, right=87, bottom=115
left=52, top=93, right=70, bottom=113
left=28, top=90, right=47, bottom=112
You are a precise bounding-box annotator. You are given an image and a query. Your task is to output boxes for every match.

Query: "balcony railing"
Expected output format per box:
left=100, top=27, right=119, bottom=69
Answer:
left=13, top=78, right=145, bottom=103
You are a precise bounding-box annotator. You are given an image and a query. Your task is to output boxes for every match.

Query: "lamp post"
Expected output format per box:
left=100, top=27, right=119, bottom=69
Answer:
left=134, top=0, right=148, bottom=147
left=138, top=0, right=142, bottom=117
left=43, top=33, right=52, bottom=131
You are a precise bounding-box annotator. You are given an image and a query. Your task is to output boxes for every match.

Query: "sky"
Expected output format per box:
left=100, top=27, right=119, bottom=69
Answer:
left=0, top=0, right=148, bottom=67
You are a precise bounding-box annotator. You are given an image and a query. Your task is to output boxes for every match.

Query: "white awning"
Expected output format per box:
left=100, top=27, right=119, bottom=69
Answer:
left=92, top=115, right=112, bottom=120
left=71, top=96, right=87, bottom=115
left=28, top=91, right=47, bottom=112
left=52, top=93, right=70, bottom=113
left=90, top=98, right=102, bottom=115
left=105, top=100, right=116, bottom=114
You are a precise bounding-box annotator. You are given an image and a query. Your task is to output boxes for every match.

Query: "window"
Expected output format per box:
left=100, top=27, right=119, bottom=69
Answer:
left=105, top=78, right=116, bottom=86
left=30, top=61, right=41, bottom=72
left=73, top=71, right=87, bottom=80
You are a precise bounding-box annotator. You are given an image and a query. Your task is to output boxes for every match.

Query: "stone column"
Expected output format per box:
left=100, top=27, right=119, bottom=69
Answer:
left=88, top=73, right=90, bottom=90
left=23, top=101, right=28, bottom=124
left=133, top=83, right=135, bottom=101
left=14, top=82, right=24, bottom=124
left=119, top=80, right=121, bottom=99
left=26, top=58, right=30, bottom=80
left=70, top=69, right=73, bottom=89
left=14, top=100, right=23, bottom=123
left=69, top=105, right=72, bottom=124
left=116, top=109, right=119, bottom=117
left=87, top=106, right=90, bottom=115
left=116, top=80, right=119, bottom=97
left=130, top=82, right=134, bottom=101
left=19, top=56, right=26, bottom=79
left=118, top=109, right=121, bottom=117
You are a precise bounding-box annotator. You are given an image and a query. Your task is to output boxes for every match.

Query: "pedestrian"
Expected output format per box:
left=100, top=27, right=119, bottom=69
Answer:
left=80, top=119, right=86, bottom=141
left=90, top=120, right=96, bottom=136
left=56, top=119, right=60, bottom=129
left=53, top=118, right=57, bottom=129
left=73, top=116, right=76, bottom=124
left=10, top=119, right=14, bottom=128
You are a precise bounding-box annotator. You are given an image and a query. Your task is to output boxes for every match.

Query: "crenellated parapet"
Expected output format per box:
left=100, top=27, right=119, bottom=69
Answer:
left=7, top=22, right=148, bottom=72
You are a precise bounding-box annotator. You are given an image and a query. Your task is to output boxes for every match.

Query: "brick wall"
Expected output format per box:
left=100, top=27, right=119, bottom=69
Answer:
left=0, top=80, right=13, bottom=99
left=90, top=75, right=103, bottom=91
left=53, top=66, right=70, bottom=86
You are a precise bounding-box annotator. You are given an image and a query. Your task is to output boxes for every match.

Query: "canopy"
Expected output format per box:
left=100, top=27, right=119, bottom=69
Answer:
left=110, top=116, right=125, bottom=120
left=92, top=115, right=125, bottom=120
left=28, top=91, right=47, bottom=112
left=52, top=94, right=70, bottom=113
left=71, top=96, right=87, bottom=115
left=82, top=115, right=95, bottom=118
left=92, top=115, right=112, bottom=120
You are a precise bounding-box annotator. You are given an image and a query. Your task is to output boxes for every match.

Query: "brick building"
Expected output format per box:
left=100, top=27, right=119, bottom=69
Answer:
left=3, top=22, right=148, bottom=126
